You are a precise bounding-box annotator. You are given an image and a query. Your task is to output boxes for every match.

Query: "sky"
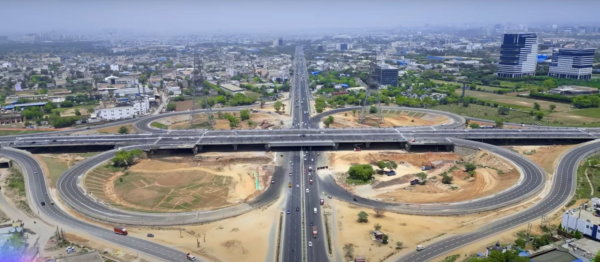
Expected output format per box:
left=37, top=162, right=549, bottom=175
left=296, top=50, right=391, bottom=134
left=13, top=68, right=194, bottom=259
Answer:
left=2, top=0, right=600, bottom=35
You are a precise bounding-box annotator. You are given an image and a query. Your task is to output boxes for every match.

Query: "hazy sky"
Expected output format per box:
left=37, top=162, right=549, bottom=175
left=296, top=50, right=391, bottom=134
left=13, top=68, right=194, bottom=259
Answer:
left=2, top=0, right=600, bottom=35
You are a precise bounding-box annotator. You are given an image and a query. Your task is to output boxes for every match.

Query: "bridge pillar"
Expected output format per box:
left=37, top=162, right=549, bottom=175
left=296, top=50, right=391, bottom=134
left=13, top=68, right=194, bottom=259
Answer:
left=405, top=143, right=411, bottom=152
left=233, top=144, right=238, bottom=150
left=193, top=146, right=199, bottom=155
left=265, top=144, right=270, bottom=152
left=365, top=142, right=370, bottom=148
left=333, top=143, right=338, bottom=150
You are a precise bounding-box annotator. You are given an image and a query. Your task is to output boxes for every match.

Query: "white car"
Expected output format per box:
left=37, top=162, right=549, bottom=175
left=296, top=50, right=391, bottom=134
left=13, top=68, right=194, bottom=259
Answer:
left=306, top=188, right=309, bottom=193
left=308, top=241, right=312, bottom=247
left=416, top=245, right=425, bottom=251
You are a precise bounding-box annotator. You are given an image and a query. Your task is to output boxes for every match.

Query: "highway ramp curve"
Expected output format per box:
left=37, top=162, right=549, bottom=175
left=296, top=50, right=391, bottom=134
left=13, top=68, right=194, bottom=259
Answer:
left=0, top=148, right=204, bottom=262
left=397, top=139, right=600, bottom=262
left=55, top=145, right=283, bottom=225
left=320, top=138, right=546, bottom=215
left=309, top=106, right=466, bottom=129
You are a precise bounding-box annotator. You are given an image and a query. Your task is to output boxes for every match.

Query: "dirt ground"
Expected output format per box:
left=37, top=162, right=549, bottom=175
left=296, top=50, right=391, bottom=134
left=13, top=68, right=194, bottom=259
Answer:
left=124, top=197, right=280, bottom=262
left=325, top=150, right=519, bottom=203
left=323, top=110, right=451, bottom=128
left=507, top=145, right=577, bottom=176
left=85, top=152, right=276, bottom=212
left=71, top=124, right=135, bottom=135
left=169, top=112, right=290, bottom=130
left=39, top=233, right=153, bottom=262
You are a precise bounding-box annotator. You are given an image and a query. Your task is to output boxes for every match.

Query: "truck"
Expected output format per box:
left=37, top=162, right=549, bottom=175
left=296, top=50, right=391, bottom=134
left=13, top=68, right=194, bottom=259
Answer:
left=113, top=227, right=128, bottom=235
left=312, top=226, right=318, bottom=238
left=309, top=178, right=313, bottom=185
left=288, top=182, right=292, bottom=188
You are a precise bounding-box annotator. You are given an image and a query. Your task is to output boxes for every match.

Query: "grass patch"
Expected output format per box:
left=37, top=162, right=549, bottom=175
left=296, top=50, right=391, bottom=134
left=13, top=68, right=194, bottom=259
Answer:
left=37, top=155, right=69, bottom=187
left=5, top=168, right=25, bottom=196
left=0, top=130, right=47, bottom=136
left=438, top=254, right=461, bottom=262
left=457, top=89, right=573, bottom=112
left=433, top=79, right=510, bottom=91
left=151, top=122, right=169, bottom=129
left=569, top=108, right=600, bottom=119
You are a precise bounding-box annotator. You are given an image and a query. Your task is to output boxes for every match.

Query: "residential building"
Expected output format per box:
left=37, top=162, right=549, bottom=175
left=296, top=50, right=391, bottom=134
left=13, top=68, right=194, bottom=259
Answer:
left=97, top=99, right=150, bottom=120
left=561, top=198, right=600, bottom=241
left=497, top=33, right=538, bottom=78
left=220, top=84, right=244, bottom=94
left=548, top=48, right=595, bottom=80
left=371, top=64, right=399, bottom=87
left=167, top=86, right=182, bottom=96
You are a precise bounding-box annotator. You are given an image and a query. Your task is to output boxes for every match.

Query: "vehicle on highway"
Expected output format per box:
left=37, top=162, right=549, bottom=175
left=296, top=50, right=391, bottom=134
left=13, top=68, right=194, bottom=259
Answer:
left=147, top=233, right=154, bottom=238
left=309, top=179, right=313, bottom=185
left=312, top=226, right=318, bottom=238
left=186, top=253, right=196, bottom=261
left=41, top=201, right=45, bottom=206
left=327, top=195, right=332, bottom=199
left=271, top=180, right=275, bottom=184
left=310, top=222, right=313, bottom=226
left=416, top=245, right=425, bottom=251
left=353, top=197, right=358, bottom=202
left=288, top=182, right=292, bottom=188
left=114, top=227, right=128, bottom=235
left=308, top=241, right=312, bottom=247
left=287, top=210, right=290, bottom=214
left=296, top=207, right=300, bottom=212
left=296, top=184, right=299, bottom=188
left=313, top=207, right=317, bottom=214
left=306, top=188, right=309, bottom=193
left=50, top=201, right=54, bottom=205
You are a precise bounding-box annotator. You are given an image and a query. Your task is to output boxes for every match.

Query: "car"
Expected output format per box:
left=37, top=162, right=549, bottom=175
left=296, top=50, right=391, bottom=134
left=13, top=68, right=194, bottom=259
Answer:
left=287, top=210, right=290, bottom=214
left=327, top=195, right=332, bottom=199
left=416, top=245, right=425, bottom=251
left=271, top=180, right=275, bottom=184
left=353, top=197, right=358, bottom=202
left=311, top=158, right=314, bottom=162
left=306, top=188, right=309, bottom=193
left=85, top=127, right=90, bottom=129
left=308, top=241, right=312, bottom=247
left=317, top=153, right=320, bottom=156
left=41, top=201, right=46, bottom=206
left=50, top=201, right=54, bottom=205
left=147, top=233, right=154, bottom=237
left=310, top=222, right=313, bottom=226
left=296, top=184, right=299, bottom=188
left=296, top=207, right=300, bottom=211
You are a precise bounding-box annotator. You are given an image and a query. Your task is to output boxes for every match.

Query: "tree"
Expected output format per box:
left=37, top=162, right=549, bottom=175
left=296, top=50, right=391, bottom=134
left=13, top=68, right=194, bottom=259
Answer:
left=240, top=109, right=251, bottom=121
left=352, top=109, right=357, bottom=116
left=374, top=223, right=381, bottom=231
left=386, top=161, right=398, bottom=170
left=376, top=161, right=386, bottom=172
left=533, top=102, right=541, bottom=111
left=495, top=119, right=504, bottom=128
left=274, top=101, right=282, bottom=112
left=111, top=149, right=144, bottom=167
left=281, top=103, right=286, bottom=113
left=595, top=251, right=600, bottom=262
left=118, top=126, right=129, bottom=134
left=536, top=111, right=545, bottom=121
left=357, top=211, right=369, bottom=223
left=469, top=123, right=480, bottom=129
left=369, top=106, right=377, bottom=113
left=395, top=241, right=404, bottom=250
left=549, top=104, right=556, bottom=112
left=542, top=78, right=557, bottom=89
left=260, top=99, right=265, bottom=108
left=416, top=172, right=427, bottom=181
left=166, top=102, right=176, bottom=111
left=465, top=119, right=470, bottom=127
left=74, top=109, right=81, bottom=116
left=87, top=107, right=94, bottom=114
left=381, top=234, right=389, bottom=244
left=515, top=238, right=526, bottom=249
left=323, top=116, right=334, bottom=128
left=465, top=163, right=477, bottom=172
left=498, top=107, right=510, bottom=115
left=228, top=116, right=240, bottom=128
left=348, top=164, right=374, bottom=181
left=441, top=173, right=453, bottom=184
left=574, top=230, right=583, bottom=239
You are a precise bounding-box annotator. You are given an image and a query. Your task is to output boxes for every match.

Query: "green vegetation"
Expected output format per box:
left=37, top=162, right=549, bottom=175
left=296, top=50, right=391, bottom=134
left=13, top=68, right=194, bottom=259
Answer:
left=438, top=254, right=461, bottom=262
left=38, top=155, right=68, bottom=187
left=347, top=164, right=374, bottom=182
left=310, top=70, right=357, bottom=93
left=357, top=211, right=369, bottom=223
left=5, top=168, right=25, bottom=196
left=118, top=126, right=129, bottom=134
left=570, top=108, right=600, bottom=118
left=0, top=130, right=46, bottom=136
left=464, top=250, right=528, bottom=262
left=573, top=155, right=600, bottom=203
left=166, top=102, right=177, bottom=111
left=111, top=149, right=144, bottom=167
left=239, top=109, right=251, bottom=121
left=274, top=101, right=282, bottom=112
left=151, top=122, right=169, bottom=129
left=323, top=115, right=334, bottom=127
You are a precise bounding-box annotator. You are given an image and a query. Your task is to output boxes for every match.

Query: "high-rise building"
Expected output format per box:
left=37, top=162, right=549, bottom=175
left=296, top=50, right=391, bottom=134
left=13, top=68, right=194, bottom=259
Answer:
left=497, top=33, right=538, bottom=78
left=548, top=48, right=595, bottom=80
left=278, top=38, right=283, bottom=46
left=372, top=64, right=399, bottom=87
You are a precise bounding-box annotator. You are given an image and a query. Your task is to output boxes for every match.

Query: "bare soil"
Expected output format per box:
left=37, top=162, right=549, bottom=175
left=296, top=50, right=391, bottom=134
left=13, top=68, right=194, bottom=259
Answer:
left=85, top=152, right=275, bottom=212
left=72, top=124, right=136, bottom=135
left=324, top=110, right=451, bottom=129
left=165, top=112, right=290, bottom=130
left=326, top=150, right=519, bottom=203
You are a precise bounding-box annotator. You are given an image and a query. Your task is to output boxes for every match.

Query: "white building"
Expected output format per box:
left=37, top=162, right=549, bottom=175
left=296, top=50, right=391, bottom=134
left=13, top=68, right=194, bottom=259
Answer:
left=548, top=48, right=595, bottom=81
left=110, top=64, right=119, bottom=71
left=167, top=86, right=182, bottom=96
left=497, top=33, right=538, bottom=78
left=97, top=99, right=150, bottom=120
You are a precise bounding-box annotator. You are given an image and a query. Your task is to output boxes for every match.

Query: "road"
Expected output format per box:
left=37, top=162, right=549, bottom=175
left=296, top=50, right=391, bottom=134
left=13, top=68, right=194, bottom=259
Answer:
left=0, top=148, right=198, bottom=262
left=397, top=139, right=600, bottom=261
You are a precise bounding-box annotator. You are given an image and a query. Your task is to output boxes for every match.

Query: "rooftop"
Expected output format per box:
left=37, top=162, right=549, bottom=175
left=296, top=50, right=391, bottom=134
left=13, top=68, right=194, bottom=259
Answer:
left=220, top=84, right=244, bottom=93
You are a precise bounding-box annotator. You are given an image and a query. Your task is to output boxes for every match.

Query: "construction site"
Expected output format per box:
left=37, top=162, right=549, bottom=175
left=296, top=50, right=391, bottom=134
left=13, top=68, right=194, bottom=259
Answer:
left=323, top=149, right=519, bottom=204
left=320, top=109, right=452, bottom=129
left=83, top=151, right=276, bottom=212
left=153, top=111, right=291, bottom=130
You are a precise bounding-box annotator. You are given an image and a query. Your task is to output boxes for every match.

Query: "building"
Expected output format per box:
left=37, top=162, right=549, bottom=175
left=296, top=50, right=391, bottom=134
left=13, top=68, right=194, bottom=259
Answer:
left=497, top=33, right=538, bottom=78
left=97, top=99, right=150, bottom=120
left=561, top=198, right=600, bottom=241
left=0, top=113, right=23, bottom=125
left=220, top=84, right=244, bottom=94
left=549, top=85, right=599, bottom=96
left=371, top=64, right=399, bottom=87
left=548, top=48, right=595, bottom=81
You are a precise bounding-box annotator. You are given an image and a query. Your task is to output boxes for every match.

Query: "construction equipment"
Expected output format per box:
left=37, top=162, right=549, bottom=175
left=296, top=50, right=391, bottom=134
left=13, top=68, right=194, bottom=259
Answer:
left=354, top=144, right=362, bottom=151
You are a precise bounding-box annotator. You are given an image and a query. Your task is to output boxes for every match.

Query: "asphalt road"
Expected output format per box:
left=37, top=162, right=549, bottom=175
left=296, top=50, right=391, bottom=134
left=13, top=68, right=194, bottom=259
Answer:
left=397, top=139, right=600, bottom=261
left=0, top=148, right=197, bottom=262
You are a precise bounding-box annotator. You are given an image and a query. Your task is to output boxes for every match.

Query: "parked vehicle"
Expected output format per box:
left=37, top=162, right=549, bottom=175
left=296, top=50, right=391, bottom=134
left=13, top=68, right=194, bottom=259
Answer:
left=320, top=199, right=324, bottom=205
left=416, top=245, right=425, bottom=251
left=114, top=227, right=128, bottom=235
left=186, top=253, right=196, bottom=260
